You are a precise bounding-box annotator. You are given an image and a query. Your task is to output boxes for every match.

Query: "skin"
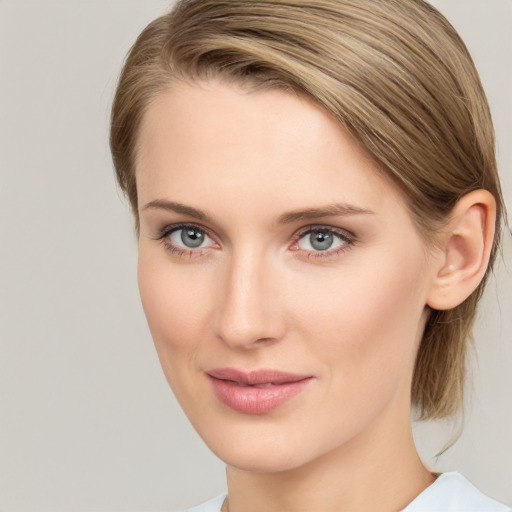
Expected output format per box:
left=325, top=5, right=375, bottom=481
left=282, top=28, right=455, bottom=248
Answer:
left=134, top=80, right=492, bottom=512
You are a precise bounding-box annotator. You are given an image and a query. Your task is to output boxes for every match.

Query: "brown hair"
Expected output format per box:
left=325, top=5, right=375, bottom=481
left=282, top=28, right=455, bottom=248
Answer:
left=110, top=0, right=504, bottom=420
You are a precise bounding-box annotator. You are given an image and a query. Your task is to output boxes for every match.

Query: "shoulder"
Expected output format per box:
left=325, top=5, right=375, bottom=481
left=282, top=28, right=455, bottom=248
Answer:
left=182, top=493, right=227, bottom=512
left=403, top=472, right=511, bottom=512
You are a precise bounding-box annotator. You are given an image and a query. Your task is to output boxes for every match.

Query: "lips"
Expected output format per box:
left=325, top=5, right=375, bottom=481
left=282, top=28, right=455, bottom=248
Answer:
left=206, top=368, right=313, bottom=414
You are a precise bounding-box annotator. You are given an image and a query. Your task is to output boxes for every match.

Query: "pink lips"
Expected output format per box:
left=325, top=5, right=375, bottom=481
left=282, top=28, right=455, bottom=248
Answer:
left=207, top=368, right=313, bottom=414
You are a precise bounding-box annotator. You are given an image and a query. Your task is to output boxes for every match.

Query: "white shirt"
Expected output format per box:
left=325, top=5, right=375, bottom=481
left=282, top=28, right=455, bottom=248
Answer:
left=183, top=472, right=511, bottom=512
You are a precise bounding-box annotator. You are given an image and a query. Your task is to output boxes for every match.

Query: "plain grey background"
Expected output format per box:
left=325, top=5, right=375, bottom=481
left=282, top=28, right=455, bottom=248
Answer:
left=0, top=1, right=511, bottom=510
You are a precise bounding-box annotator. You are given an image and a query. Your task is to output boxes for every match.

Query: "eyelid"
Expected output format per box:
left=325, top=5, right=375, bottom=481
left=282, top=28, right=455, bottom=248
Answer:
left=289, top=224, right=356, bottom=258
left=293, top=224, right=355, bottom=243
left=155, top=222, right=219, bottom=258
left=155, top=221, right=355, bottom=259
left=156, top=222, right=216, bottom=242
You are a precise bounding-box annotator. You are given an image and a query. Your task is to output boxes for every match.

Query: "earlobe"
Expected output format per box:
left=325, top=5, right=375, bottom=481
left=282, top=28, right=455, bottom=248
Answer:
left=426, top=190, right=496, bottom=311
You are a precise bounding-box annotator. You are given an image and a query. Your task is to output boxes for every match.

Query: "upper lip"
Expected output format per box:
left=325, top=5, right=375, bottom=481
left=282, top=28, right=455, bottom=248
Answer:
left=207, top=367, right=312, bottom=386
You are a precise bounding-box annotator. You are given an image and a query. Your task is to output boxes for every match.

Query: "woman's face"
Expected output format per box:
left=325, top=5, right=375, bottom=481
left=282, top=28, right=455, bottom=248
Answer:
left=136, top=80, right=438, bottom=472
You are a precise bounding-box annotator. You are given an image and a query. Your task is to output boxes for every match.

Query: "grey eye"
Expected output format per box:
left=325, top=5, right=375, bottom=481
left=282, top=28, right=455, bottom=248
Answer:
left=169, top=227, right=210, bottom=248
left=181, top=228, right=204, bottom=247
left=297, top=229, right=347, bottom=252
left=308, top=231, right=333, bottom=251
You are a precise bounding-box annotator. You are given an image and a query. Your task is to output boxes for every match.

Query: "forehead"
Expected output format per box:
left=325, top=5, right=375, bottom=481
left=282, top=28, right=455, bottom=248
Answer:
left=135, top=79, right=405, bottom=221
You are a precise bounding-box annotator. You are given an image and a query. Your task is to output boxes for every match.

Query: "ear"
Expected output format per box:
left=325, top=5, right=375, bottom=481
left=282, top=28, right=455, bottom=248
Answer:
left=426, top=190, right=496, bottom=311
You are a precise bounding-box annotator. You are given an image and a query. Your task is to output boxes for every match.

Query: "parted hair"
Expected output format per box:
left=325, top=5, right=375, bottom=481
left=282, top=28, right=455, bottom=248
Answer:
left=110, top=0, right=504, bottom=420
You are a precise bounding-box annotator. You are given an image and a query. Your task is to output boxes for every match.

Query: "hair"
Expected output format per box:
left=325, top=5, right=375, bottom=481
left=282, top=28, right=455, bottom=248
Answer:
left=110, top=0, right=504, bottom=421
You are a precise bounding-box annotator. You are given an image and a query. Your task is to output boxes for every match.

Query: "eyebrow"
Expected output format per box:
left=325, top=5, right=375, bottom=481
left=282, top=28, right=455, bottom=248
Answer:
left=142, top=199, right=374, bottom=224
left=276, top=203, right=374, bottom=223
left=143, top=199, right=211, bottom=220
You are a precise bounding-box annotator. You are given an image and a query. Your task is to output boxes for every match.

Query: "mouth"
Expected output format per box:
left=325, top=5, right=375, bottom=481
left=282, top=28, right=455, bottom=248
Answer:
left=206, top=368, right=314, bottom=414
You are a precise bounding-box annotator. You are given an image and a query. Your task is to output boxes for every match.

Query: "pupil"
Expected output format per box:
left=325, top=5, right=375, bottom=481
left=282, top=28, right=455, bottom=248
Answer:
left=181, top=228, right=204, bottom=248
left=310, top=231, right=333, bottom=251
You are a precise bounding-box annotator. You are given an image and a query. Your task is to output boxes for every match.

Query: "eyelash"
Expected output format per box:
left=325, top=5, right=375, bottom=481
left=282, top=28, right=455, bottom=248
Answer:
left=155, top=223, right=217, bottom=259
left=155, top=222, right=355, bottom=260
left=290, top=225, right=355, bottom=260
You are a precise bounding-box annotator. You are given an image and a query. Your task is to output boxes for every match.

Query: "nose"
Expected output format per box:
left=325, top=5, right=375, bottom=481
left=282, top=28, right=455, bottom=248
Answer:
left=214, top=249, right=286, bottom=349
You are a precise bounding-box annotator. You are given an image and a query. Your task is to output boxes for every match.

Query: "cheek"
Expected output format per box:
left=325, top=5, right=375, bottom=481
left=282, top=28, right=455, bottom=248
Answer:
left=288, top=251, right=427, bottom=386
left=137, top=250, right=213, bottom=374
left=137, top=249, right=221, bottom=417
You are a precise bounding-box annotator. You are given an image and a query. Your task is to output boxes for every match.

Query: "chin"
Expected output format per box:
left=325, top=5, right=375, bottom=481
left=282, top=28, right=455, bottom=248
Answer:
left=214, top=442, right=309, bottom=473
left=192, top=417, right=328, bottom=473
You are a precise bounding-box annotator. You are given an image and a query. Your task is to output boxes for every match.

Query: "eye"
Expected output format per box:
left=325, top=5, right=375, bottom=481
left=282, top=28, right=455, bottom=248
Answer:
left=170, top=226, right=211, bottom=248
left=156, top=223, right=217, bottom=256
left=294, top=226, right=353, bottom=257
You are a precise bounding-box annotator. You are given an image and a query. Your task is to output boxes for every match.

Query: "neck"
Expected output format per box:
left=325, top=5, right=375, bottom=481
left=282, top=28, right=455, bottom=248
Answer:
left=224, top=403, right=434, bottom=512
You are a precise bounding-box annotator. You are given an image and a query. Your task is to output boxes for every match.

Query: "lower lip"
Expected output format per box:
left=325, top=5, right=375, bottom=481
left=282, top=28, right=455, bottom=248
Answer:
left=207, top=376, right=313, bottom=414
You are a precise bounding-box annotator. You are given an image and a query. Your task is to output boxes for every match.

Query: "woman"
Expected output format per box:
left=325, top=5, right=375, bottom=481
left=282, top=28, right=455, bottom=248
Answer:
left=110, top=0, right=509, bottom=510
